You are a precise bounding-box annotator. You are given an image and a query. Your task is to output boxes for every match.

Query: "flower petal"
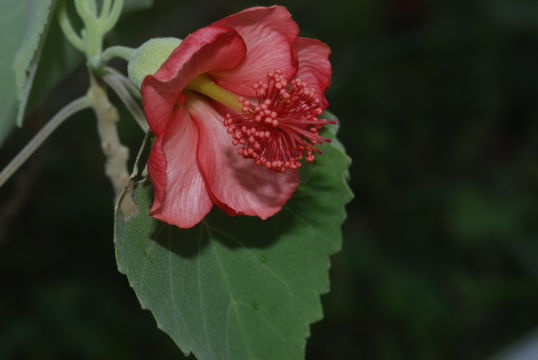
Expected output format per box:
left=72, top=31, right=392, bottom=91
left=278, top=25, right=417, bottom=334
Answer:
left=148, top=104, right=213, bottom=228
left=186, top=95, right=299, bottom=219
left=210, top=6, right=299, bottom=96
left=142, top=25, right=246, bottom=136
left=147, top=136, right=167, bottom=213
left=293, top=37, right=332, bottom=109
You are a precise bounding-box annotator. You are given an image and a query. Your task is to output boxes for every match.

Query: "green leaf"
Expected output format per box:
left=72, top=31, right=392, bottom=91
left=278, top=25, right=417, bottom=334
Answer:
left=323, top=110, right=345, bottom=153
left=0, top=0, right=50, bottom=144
left=24, top=11, right=84, bottom=117
left=13, top=0, right=56, bottom=128
left=114, top=134, right=352, bottom=360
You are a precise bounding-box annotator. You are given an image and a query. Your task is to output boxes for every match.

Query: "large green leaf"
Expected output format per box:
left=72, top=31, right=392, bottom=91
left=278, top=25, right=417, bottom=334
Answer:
left=114, top=125, right=352, bottom=360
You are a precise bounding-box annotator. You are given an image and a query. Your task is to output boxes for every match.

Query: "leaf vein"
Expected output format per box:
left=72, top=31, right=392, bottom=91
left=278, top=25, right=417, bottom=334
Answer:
left=167, top=227, right=184, bottom=342
left=204, top=223, right=253, bottom=359
left=237, top=302, right=294, bottom=350
left=196, top=226, right=214, bottom=358
left=206, top=226, right=310, bottom=318
left=282, top=207, right=332, bottom=242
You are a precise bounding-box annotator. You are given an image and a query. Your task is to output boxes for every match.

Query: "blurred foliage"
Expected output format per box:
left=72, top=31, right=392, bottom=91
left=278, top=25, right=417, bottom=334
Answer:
left=1, top=0, right=538, bottom=359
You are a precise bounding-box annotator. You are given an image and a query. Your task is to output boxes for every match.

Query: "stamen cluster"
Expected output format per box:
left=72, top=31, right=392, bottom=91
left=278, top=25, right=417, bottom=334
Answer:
left=224, top=70, right=334, bottom=172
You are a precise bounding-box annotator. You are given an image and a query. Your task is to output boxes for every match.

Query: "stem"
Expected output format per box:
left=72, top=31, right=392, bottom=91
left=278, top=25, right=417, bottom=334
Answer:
left=104, top=67, right=141, bottom=99
left=102, top=0, right=124, bottom=33
left=102, top=72, right=149, bottom=132
left=0, top=96, right=90, bottom=188
left=101, top=45, right=134, bottom=64
left=115, top=126, right=151, bottom=220
left=88, top=74, right=130, bottom=198
left=59, top=0, right=126, bottom=69
left=74, top=0, right=97, bottom=26
left=58, top=1, right=85, bottom=51
left=100, top=0, right=112, bottom=18
left=130, top=131, right=151, bottom=179
left=73, top=0, right=102, bottom=68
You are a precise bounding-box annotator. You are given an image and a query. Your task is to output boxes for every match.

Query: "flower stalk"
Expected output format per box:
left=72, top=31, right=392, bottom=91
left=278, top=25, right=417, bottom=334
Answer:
left=101, top=45, right=135, bottom=65
left=102, top=70, right=148, bottom=132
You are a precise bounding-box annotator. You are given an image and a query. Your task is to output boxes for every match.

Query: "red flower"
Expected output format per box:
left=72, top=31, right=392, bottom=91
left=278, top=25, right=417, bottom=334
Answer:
left=142, top=6, right=333, bottom=228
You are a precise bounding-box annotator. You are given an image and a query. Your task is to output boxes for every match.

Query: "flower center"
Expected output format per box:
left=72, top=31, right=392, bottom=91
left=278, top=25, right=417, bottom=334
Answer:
left=185, top=71, right=334, bottom=172
left=223, top=70, right=334, bottom=172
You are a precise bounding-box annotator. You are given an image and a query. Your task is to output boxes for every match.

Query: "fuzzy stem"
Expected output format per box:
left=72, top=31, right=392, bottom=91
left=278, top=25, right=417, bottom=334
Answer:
left=101, top=45, right=134, bottom=64
left=58, top=1, right=85, bottom=51
left=104, top=67, right=141, bottom=99
left=102, top=0, right=124, bottom=33
left=0, top=96, right=90, bottom=188
left=88, top=74, right=130, bottom=198
left=100, top=0, right=113, bottom=18
left=73, top=0, right=102, bottom=68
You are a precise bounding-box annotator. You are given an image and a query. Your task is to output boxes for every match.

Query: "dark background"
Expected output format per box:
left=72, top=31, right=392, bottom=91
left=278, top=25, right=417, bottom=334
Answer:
left=1, top=0, right=538, bottom=359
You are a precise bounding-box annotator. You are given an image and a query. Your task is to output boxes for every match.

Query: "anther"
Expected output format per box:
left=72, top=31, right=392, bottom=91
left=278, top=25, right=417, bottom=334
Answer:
left=222, top=70, right=334, bottom=172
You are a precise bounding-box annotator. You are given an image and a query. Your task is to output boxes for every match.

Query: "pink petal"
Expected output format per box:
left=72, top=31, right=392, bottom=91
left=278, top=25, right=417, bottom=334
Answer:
left=293, top=37, right=332, bottom=109
left=147, top=136, right=167, bottom=213
left=148, top=104, right=213, bottom=228
left=142, top=25, right=246, bottom=136
left=210, top=6, right=299, bottom=97
left=186, top=94, right=299, bottom=219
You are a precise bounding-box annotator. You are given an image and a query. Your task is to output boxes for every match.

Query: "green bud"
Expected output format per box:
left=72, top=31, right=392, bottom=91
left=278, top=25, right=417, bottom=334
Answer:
left=127, top=37, right=182, bottom=89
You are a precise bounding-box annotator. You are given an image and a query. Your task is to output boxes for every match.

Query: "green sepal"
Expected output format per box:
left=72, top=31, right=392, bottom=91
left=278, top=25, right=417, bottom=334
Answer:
left=127, top=37, right=181, bottom=89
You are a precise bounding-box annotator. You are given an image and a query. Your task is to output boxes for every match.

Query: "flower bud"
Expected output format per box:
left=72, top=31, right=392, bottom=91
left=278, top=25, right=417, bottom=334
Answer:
left=127, top=37, right=182, bottom=89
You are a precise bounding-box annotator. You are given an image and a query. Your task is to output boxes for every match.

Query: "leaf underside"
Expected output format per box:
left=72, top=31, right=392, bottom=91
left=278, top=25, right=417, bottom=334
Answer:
left=114, top=122, right=352, bottom=360
left=14, top=0, right=56, bottom=127
left=0, top=0, right=53, bottom=144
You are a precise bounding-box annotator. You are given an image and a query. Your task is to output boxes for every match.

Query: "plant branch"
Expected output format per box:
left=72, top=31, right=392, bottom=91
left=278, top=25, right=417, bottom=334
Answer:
left=101, top=45, right=134, bottom=64
left=0, top=96, right=90, bottom=188
left=74, top=0, right=97, bottom=26
left=104, top=66, right=141, bottom=98
left=100, top=0, right=112, bottom=18
left=88, top=74, right=130, bottom=198
left=102, top=0, right=124, bottom=33
left=58, top=1, right=85, bottom=51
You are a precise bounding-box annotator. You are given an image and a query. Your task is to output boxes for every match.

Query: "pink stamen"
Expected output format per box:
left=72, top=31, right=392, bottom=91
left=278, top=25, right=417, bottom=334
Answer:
left=224, top=70, right=334, bottom=172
